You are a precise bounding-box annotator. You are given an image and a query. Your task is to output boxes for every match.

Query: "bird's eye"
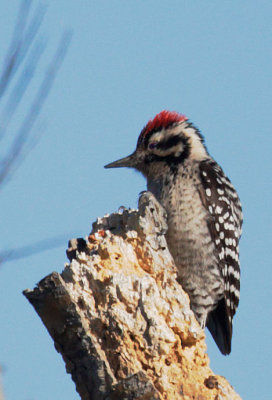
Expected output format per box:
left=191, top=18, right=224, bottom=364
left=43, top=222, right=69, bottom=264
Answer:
left=148, top=142, right=158, bottom=150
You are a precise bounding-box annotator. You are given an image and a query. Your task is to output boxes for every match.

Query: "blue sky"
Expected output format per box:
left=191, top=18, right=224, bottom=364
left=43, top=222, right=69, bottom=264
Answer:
left=0, top=1, right=271, bottom=399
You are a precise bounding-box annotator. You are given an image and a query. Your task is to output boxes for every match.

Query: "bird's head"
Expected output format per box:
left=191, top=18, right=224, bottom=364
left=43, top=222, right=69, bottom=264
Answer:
left=104, top=110, right=208, bottom=176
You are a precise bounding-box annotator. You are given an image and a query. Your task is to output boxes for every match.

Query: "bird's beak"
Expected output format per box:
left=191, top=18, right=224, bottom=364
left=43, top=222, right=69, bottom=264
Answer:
left=104, top=152, right=137, bottom=169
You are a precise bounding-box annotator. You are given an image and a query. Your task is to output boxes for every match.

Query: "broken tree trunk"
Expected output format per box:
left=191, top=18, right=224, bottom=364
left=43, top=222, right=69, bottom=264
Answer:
left=23, top=192, right=241, bottom=400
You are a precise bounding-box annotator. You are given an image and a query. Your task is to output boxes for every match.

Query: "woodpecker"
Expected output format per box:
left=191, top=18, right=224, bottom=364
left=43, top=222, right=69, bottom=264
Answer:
left=105, top=110, right=242, bottom=355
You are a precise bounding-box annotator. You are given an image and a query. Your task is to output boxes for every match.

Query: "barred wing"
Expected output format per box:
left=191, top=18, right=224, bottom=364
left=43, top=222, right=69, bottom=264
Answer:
left=198, top=159, right=243, bottom=354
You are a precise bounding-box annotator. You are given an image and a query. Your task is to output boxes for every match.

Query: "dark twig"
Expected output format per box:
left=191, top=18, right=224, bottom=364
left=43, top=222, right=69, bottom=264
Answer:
left=0, top=0, right=46, bottom=102
left=0, top=1, right=73, bottom=264
left=0, top=0, right=72, bottom=186
left=0, top=233, right=74, bottom=266
left=0, top=39, right=46, bottom=138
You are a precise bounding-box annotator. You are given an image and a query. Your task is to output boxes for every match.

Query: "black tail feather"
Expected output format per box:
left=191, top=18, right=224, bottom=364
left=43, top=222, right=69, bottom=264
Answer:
left=206, top=298, right=232, bottom=355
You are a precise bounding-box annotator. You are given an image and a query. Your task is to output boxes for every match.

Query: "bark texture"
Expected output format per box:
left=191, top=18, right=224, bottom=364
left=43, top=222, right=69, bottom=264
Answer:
left=23, top=192, right=241, bottom=400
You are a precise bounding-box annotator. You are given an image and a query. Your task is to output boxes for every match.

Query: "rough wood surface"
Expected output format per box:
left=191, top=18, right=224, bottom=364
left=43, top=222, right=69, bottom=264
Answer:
left=23, top=192, right=241, bottom=400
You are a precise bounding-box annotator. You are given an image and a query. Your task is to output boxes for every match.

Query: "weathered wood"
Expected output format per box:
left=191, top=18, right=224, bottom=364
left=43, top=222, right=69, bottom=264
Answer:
left=24, top=192, right=241, bottom=400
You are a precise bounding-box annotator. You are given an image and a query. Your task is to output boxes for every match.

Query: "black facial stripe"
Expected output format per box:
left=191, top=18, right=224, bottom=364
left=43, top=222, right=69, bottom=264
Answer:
left=144, top=137, right=190, bottom=166
left=138, top=120, right=205, bottom=150
left=157, top=134, right=183, bottom=151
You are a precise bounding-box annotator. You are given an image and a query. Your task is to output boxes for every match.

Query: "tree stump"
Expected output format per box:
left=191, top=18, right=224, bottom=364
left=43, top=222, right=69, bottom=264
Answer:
left=24, top=192, right=241, bottom=400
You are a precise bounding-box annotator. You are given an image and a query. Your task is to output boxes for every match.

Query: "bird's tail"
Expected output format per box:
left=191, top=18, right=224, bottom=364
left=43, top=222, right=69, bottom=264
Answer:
left=206, top=298, right=232, bottom=355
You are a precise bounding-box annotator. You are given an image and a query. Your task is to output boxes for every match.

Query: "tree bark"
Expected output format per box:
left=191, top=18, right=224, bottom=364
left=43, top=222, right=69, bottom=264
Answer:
left=24, top=192, right=241, bottom=400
